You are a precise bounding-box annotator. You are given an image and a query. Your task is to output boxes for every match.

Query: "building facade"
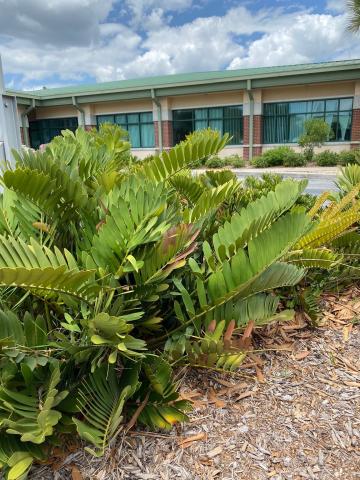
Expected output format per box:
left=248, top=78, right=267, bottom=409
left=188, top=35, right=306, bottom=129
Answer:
left=6, top=59, right=360, bottom=160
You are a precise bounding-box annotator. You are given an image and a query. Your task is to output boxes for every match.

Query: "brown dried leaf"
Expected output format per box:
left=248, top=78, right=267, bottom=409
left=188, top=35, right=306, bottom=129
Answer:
left=294, top=350, right=310, bottom=361
left=178, top=432, right=207, bottom=448
left=255, top=365, right=265, bottom=383
left=208, top=388, right=226, bottom=408
left=71, top=466, right=83, bottom=480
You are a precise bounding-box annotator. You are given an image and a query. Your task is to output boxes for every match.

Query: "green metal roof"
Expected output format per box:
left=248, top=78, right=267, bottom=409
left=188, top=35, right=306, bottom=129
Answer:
left=6, top=59, right=360, bottom=101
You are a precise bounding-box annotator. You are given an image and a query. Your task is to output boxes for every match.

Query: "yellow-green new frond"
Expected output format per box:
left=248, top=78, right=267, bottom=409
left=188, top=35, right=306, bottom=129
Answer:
left=286, top=248, right=340, bottom=269
left=296, top=208, right=360, bottom=249
left=321, top=183, right=360, bottom=220
left=308, top=191, right=330, bottom=218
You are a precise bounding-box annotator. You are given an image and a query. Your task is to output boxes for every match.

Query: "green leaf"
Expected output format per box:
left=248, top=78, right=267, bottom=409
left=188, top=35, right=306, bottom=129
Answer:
left=73, top=364, right=140, bottom=457
left=0, top=363, right=67, bottom=444
left=8, top=454, right=33, bottom=480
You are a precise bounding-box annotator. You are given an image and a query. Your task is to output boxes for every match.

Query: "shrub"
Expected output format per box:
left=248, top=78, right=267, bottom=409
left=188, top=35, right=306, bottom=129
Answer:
left=225, top=154, right=245, bottom=168
left=337, top=150, right=358, bottom=165
left=282, top=151, right=307, bottom=167
left=299, top=118, right=333, bottom=161
left=0, top=126, right=359, bottom=479
left=315, top=150, right=339, bottom=166
left=239, top=173, right=284, bottom=204
left=262, top=146, right=293, bottom=166
left=251, top=155, right=270, bottom=168
left=251, top=146, right=305, bottom=168
left=205, top=155, right=226, bottom=168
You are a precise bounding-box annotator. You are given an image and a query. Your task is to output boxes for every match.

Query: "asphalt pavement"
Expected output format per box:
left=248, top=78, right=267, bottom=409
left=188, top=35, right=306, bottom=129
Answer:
left=234, top=170, right=337, bottom=195
left=193, top=167, right=339, bottom=195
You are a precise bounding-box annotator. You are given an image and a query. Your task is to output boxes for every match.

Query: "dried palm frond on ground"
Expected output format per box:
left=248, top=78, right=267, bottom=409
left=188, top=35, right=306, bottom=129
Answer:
left=30, top=290, right=360, bottom=480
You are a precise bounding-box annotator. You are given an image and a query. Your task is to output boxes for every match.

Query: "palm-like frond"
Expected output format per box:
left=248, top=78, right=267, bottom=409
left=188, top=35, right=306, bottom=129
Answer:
left=212, top=179, right=307, bottom=261
left=139, top=130, right=229, bottom=182
left=347, top=0, right=360, bottom=32
left=336, top=163, right=360, bottom=194
left=138, top=357, right=189, bottom=429
left=183, top=179, right=240, bottom=223
left=87, top=182, right=171, bottom=273
left=73, top=364, right=140, bottom=456
left=174, top=211, right=309, bottom=330
left=0, top=235, right=95, bottom=300
left=6, top=150, right=91, bottom=217
left=170, top=173, right=204, bottom=205
left=286, top=248, right=340, bottom=269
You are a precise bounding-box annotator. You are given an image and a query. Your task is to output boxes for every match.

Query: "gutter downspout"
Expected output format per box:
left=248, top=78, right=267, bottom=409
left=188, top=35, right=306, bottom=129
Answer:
left=21, top=98, right=35, bottom=147
left=151, top=89, right=163, bottom=152
left=72, top=96, right=85, bottom=128
left=246, top=79, right=254, bottom=161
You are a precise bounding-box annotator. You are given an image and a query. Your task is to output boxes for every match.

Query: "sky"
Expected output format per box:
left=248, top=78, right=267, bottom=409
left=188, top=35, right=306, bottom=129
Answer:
left=0, top=0, right=358, bottom=91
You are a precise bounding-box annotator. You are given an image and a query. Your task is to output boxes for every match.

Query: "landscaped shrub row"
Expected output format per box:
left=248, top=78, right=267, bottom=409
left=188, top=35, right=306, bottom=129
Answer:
left=204, top=154, right=245, bottom=168
left=251, top=146, right=359, bottom=168
left=251, top=146, right=307, bottom=168
left=314, top=150, right=359, bottom=166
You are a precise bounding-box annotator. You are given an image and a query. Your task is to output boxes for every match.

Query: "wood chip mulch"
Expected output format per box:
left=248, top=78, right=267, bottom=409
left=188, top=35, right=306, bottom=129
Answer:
left=31, top=289, right=360, bottom=480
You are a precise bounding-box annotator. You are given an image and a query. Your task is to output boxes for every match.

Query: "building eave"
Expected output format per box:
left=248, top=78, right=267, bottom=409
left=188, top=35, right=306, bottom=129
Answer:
left=5, top=61, right=360, bottom=107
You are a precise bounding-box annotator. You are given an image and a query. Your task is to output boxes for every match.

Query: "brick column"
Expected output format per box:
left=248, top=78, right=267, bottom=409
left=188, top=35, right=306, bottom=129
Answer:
left=243, top=114, right=263, bottom=159
left=351, top=108, right=360, bottom=149
left=243, top=116, right=249, bottom=147
left=153, top=97, right=173, bottom=150
left=243, top=90, right=263, bottom=160
left=154, top=120, right=173, bottom=149
left=253, top=115, right=263, bottom=157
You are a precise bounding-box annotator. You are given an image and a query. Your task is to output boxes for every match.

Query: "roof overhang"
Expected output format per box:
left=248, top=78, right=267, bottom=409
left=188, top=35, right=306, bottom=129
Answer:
left=6, top=63, right=360, bottom=107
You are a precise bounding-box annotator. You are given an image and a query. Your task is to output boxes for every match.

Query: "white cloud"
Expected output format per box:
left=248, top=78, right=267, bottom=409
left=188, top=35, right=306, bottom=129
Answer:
left=1, top=1, right=359, bottom=90
left=126, top=0, right=193, bottom=24
left=228, top=13, right=352, bottom=69
left=326, top=0, right=347, bottom=13
left=0, top=0, right=115, bottom=47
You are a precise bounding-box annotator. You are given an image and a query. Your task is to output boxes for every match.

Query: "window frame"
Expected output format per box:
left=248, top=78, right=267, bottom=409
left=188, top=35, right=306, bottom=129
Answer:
left=263, top=97, right=353, bottom=144
left=29, top=117, right=78, bottom=149
left=96, top=111, right=155, bottom=148
left=172, top=105, right=243, bottom=146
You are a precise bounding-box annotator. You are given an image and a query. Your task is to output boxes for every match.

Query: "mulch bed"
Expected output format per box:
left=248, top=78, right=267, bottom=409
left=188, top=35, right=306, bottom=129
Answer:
left=31, top=289, right=360, bottom=480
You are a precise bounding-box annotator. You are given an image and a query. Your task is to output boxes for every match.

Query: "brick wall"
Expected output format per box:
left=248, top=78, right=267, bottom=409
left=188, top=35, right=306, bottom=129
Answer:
left=351, top=108, right=360, bottom=149
left=253, top=115, right=263, bottom=146
left=154, top=120, right=173, bottom=149
left=243, top=115, right=263, bottom=159
left=243, top=116, right=249, bottom=146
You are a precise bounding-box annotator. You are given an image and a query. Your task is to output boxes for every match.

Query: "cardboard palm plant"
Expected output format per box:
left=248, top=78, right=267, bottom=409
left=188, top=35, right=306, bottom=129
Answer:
left=0, top=126, right=358, bottom=479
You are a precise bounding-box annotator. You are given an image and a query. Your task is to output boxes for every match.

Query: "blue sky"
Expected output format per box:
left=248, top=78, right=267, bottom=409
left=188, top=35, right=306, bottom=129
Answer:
left=0, top=0, right=355, bottom=91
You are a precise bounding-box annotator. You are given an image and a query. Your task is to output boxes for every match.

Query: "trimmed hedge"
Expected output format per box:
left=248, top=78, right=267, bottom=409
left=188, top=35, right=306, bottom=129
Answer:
left=251, top=146, right=306, bottom=168
left=204, top=154, right=245, bottom=168
left=315, top=150, right=359, bottom=166
left=225, top=154, right=245, bottom=168
left=337, top=150, right=358, bottom=165
left=314, top=150, right=339, bottom=166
